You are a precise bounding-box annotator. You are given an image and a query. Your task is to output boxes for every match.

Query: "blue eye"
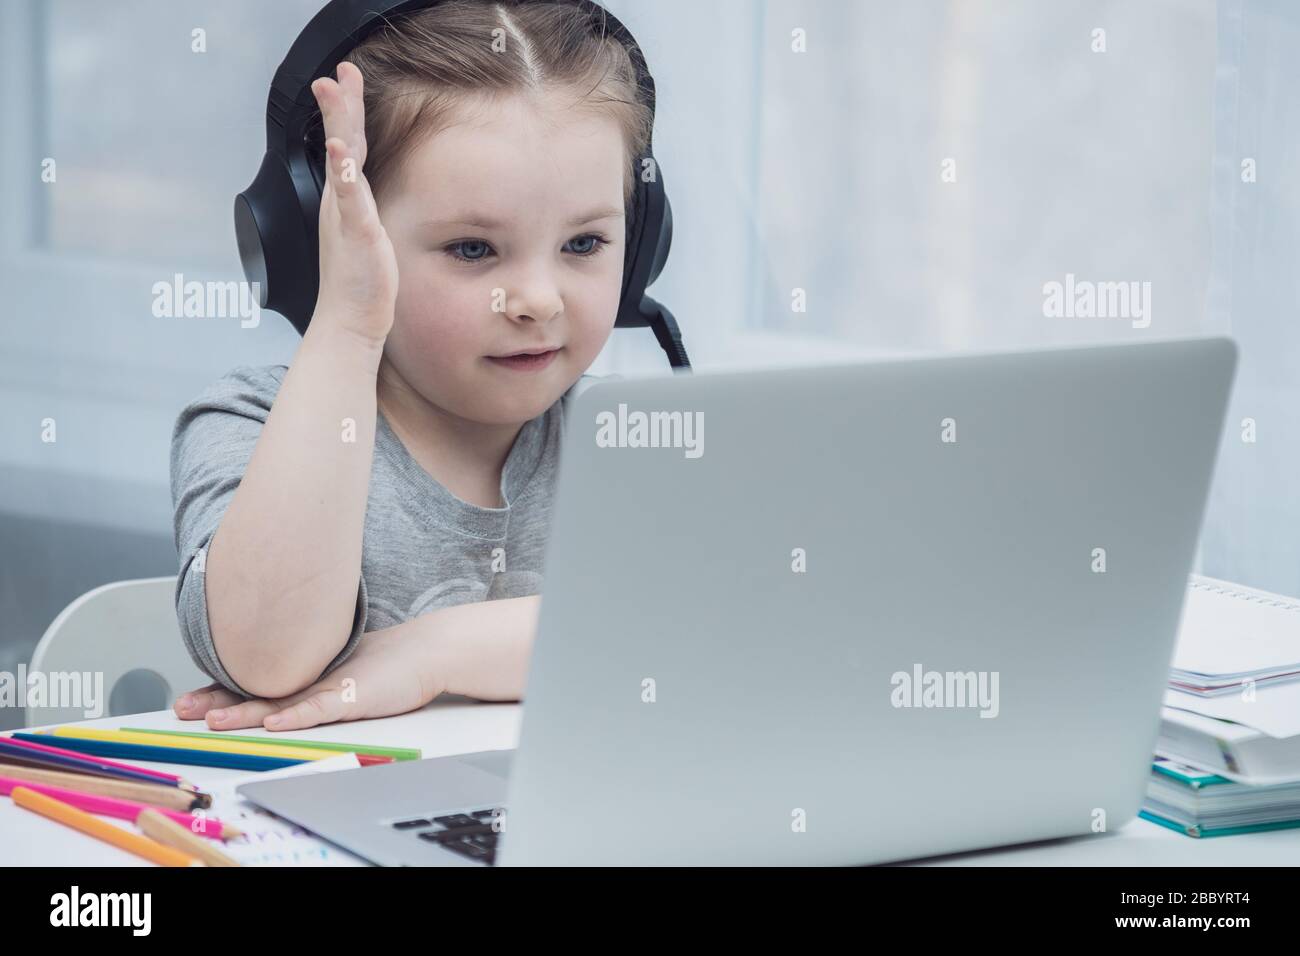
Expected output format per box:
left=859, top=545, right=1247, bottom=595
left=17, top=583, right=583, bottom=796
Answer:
left=442, top=234, right=610, bottom=265
left=566, top=235, right=608, bottom=256
left=446, top=239, right=491, bottom=263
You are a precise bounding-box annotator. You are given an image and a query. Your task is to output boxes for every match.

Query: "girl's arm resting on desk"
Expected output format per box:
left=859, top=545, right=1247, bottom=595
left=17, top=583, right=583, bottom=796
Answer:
left=172, top=594, right=542, bottom=731
left=422, top=594, right=540, bottom=703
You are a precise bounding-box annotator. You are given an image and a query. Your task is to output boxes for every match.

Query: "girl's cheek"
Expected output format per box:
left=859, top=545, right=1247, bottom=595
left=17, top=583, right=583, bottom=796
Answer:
left=394, top=273, right=489, bottom=352
left=400, top=312, right=481, bottom=368
left=572, top=284, right=621, bottom=351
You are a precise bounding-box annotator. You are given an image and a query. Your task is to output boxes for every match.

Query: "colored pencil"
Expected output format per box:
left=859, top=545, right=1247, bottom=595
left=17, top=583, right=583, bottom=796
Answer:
left=137, top=809, right=241, bottom=867
left=121, top=727, right=422, bottom=761
left=0, top=775, right=240, bottom=838
left=0, top=763, right=210, bottom=811
left=0, top=751, right=206, bottom=800
left=13, top=787, right=203, bottom=867
left=0, top=736, right=186, bottom=786
left=44, top=727, right=331, bottom=762
left=11, top=733, right=304, bottom=771
left=1, top=733, right=191, bottom=785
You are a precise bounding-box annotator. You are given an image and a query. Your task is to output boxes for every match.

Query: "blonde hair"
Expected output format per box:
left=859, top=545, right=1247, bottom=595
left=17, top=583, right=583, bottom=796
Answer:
left=309, top=0, right=653, bottom=208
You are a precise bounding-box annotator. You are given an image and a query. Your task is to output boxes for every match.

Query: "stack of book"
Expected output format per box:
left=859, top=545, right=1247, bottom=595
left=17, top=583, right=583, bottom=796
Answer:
left=1146, top=574, right=1300, bottom=837
left=1142, top=757, right=1300, bottom=837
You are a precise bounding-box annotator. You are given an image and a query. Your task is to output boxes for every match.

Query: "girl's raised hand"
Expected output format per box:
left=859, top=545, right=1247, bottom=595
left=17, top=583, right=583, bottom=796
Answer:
left=309, top=60, right=400, bottom=348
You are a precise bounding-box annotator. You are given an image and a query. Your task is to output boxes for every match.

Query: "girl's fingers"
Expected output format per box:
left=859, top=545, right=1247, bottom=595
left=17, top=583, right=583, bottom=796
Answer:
left=336, top=61, right=367, bottom=166
left=174, top=684, right=244, bottom=720
left=314, top=65, right=376, bottom=235
left=326, top=137, right=384, bottom=242
left=205, top=696, right=283, bottom=731
left=310, top=76, right=348, bottom=147
left=313, top=66, right=365, bottom=170
left=325, top=137, right=368, bottom=232
left=196, top=678, right=342, bottom=731
left=324, top=136, right=353, bottom=199
left=264, top=688, right=349, bottom=732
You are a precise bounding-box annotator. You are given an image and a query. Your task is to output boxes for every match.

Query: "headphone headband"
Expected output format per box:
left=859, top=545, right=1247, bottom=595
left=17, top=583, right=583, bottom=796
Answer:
left=235, top=0, right=690, bottom=368
left=268, top=0, right=656, bottom=139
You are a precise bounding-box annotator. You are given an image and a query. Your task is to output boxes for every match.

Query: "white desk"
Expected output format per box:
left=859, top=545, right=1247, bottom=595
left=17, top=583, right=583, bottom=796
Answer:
left=4, top=700, right=1298, bottom=866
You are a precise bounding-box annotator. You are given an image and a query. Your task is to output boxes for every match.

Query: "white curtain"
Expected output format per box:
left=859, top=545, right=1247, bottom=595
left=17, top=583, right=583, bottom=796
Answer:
left=1199, top=0, right=1300, bottom=594
left=618, top=0, right=1215, bottom=367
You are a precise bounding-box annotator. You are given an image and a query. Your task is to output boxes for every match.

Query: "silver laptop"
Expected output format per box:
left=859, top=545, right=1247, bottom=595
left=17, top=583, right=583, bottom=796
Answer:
left=237, top=335, right=1238, bottom=866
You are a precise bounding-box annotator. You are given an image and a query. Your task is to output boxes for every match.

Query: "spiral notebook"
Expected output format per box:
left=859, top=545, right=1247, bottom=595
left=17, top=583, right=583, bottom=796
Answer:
left=1169, top=574, right=1300, bottom=697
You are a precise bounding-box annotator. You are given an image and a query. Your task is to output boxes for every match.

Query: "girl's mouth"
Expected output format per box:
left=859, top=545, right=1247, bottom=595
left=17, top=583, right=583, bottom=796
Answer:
left=486, top=348, right=560, bottom=372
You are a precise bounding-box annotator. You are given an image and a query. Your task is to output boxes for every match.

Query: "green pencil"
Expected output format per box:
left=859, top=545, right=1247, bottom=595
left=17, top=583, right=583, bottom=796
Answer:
left=120, top=728, right=420, bottom=761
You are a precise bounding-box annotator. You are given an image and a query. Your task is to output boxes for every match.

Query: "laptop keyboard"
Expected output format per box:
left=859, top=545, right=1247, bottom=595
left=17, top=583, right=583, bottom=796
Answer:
left=392, top=807, right=504, bottom=865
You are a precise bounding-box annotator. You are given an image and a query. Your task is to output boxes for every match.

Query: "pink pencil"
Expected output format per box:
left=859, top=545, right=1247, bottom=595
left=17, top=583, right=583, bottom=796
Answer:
left=0, top=734, right=187, bottom=784
left=0, top=775, right=238, bottom=839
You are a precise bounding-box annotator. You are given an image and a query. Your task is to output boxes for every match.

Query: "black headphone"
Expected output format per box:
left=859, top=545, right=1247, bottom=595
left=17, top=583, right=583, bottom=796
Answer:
left=234, top=0, right=691, bottom=370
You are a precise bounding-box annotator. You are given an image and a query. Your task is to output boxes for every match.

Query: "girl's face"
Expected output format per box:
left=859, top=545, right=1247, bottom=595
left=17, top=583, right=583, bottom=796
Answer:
left=378, top=89, right=627, bottom=426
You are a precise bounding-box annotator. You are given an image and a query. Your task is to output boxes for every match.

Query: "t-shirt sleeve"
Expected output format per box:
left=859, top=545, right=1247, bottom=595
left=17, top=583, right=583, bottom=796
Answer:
left=169, top=365, right=368, bottom=698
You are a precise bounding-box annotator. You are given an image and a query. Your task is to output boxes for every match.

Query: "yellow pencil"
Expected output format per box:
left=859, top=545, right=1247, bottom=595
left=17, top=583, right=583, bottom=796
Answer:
left=45, top=727, right=330, bottom=762
left=136, top=808, right=242, bottom=867
left=13, top=786, right=203, bottom=867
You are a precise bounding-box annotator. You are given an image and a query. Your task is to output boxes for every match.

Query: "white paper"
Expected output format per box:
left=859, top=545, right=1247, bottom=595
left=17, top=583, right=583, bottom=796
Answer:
left=1164, top=681, right=1300, bottom=740
left=202, top=753, right=372, bottom=867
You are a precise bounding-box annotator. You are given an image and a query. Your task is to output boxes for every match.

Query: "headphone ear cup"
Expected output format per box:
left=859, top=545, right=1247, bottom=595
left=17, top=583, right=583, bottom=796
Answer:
left=647, top=191, right=672, bottom=287
left=623, top=175, right=643, bottom=284
left=616, top=171, right=644, bottom=327
left=615, top=160, right=671, bottom=328
left=234, top=152, right=319, bottom=335
left=303, top=110, right=328, bottom=194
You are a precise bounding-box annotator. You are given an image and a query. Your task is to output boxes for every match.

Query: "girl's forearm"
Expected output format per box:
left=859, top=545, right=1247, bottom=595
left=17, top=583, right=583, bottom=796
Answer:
left=416, top=594, right=543, bottom=702
left=205, top=316, right=385, bottom=698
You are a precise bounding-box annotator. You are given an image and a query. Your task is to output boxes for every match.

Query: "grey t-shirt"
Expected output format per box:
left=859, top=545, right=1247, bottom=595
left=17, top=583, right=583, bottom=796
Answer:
left=169, top=364, right=607, bottom=698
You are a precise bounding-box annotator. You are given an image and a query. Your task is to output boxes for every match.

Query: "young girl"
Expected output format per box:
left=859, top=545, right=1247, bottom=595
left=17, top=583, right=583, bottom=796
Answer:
left=169, top=1, right=650, bottom=732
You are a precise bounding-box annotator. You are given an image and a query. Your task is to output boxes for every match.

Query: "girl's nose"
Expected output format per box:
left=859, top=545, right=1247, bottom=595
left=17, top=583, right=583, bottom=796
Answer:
left=501, top=276, right=563, bottom=324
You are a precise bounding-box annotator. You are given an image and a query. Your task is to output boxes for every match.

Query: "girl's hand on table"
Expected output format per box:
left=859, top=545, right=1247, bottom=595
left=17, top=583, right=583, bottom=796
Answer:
left=172, top=619, right=451, bottom=731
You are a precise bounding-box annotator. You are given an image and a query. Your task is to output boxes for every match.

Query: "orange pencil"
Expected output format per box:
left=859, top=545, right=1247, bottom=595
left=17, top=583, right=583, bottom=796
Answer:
left=12, top=786, right=203, bottom=867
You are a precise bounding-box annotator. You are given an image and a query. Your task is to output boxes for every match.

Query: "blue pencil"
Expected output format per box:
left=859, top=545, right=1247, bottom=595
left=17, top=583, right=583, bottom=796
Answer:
left=9, top=733, right=305, bottom=772
left=0, top=737, right=174, bottom=785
